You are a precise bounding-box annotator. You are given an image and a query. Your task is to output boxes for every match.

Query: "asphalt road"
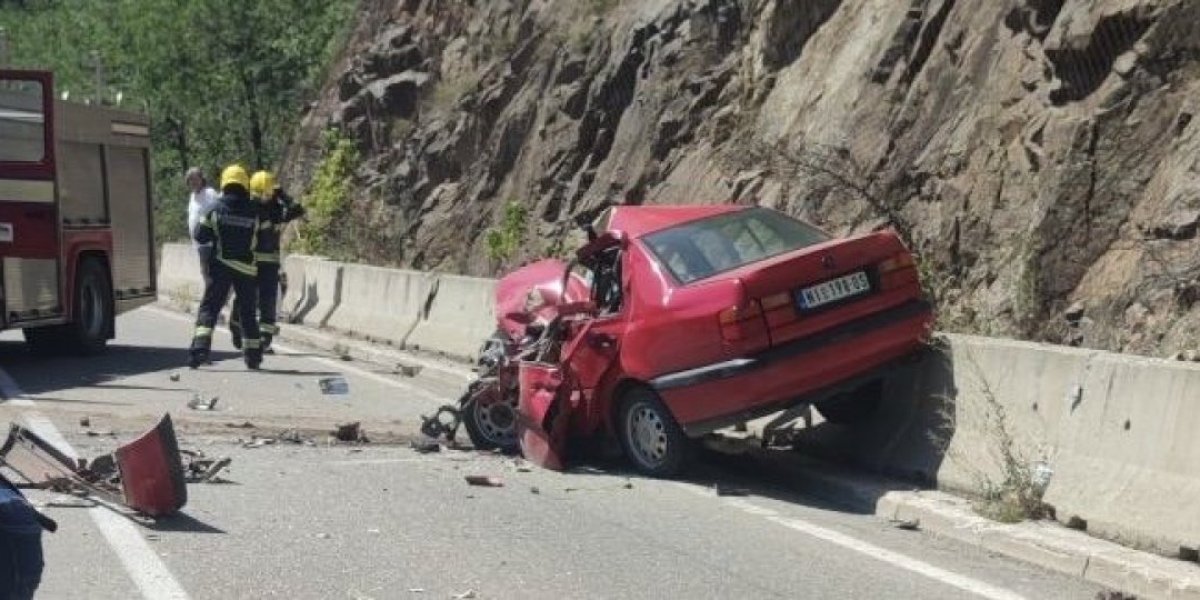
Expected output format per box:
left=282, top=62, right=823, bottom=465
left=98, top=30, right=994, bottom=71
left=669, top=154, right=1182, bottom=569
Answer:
left=0, top=307, right=1104, bottom=599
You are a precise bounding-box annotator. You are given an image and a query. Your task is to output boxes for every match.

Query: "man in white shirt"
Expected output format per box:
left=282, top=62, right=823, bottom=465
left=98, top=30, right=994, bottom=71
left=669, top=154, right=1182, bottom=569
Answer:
left=185, top=167, right=219, bottom=284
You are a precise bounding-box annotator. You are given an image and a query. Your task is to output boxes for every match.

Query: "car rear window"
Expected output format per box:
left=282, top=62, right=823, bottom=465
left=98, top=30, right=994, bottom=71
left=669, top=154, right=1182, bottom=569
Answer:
left=644, top=208, right=830, bottom=284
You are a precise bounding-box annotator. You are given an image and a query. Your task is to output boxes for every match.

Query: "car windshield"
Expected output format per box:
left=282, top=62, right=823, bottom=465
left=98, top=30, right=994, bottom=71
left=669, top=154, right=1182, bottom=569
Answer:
left=643, top=207, right=830, bottom=284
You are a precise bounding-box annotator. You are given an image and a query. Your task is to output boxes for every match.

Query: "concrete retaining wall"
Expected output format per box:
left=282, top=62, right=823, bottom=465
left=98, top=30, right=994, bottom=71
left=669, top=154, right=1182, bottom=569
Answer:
left=325, top=263, right=436, bottom=346
left=280, top=254, right=315, bottom=322
left=295, top=258, right=342, bottom=329
left=405, top=274, right=496, bottom=361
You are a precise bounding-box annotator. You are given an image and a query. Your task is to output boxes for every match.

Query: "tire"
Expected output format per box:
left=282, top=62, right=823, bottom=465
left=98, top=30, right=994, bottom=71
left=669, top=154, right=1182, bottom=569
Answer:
left=62, top=258, right=114, bottom=355
left=462, top=384, right=520, bottom=454
left=814, top=380, right=883, bottom=426
left=616, top=387, right=692, bottom=478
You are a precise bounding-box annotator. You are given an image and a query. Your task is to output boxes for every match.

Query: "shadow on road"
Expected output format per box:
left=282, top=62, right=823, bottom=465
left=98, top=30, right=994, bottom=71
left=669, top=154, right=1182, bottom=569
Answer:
left=146, top=511, right=226, bottom=534
left=0, top=341, right=238, bottom=397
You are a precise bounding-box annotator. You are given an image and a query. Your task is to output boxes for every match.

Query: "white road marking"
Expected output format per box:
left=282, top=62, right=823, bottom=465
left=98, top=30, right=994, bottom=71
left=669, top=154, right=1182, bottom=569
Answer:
left=146, top=305, right=448, bottom=405
left=0, top=365, right=191, bottom=600
left=673, top=483, right=1027, bottom=600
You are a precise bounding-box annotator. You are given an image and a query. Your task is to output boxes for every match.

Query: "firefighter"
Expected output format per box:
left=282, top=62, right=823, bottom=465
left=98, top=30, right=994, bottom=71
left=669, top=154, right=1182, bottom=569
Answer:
left=190, top=164, right=263, bottom=370
left=230, top=170, right=305, bottom=352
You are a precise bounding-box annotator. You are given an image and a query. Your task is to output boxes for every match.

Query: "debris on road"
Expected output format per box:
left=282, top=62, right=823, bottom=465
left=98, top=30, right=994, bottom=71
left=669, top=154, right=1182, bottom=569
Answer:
left=465, top=475, right=504, bottom=487
left=530, top=486, right=540, bottom=495
left=0, top=414, right=188, bottom=516
left=394, top=363, right=422, bottom=377
left=315, top=532, right=331, bottom=539
left=84, top=429, right=116, bottom=437
left=243, top=437, right=277, bottom=449
left=333, top=422, right=368, bottom=443
left=43, top=494, right=95, bottom=509
left=892, top=518, right=921, bottom=531
left=183, top=453, right=232, bottom=483
left=279, top=428, right=314, bottom=445
left=452, top=590, right=477, bottom=599
left=407, top=588, right=425, bottom=594
left=225, top=421, right=256, bottom=429
left=188, top=394, right=219, bottom=411
left=410, top=438, right=441, bottom=454
left=419, top=406, right=461, bottom=441
left=79, top=417, right=90, bottom=428
left=714, top=484, right=749, bottom=497
left=319, top=376, right=350, bottom=395
left=169, top=372, right=181, bottom=382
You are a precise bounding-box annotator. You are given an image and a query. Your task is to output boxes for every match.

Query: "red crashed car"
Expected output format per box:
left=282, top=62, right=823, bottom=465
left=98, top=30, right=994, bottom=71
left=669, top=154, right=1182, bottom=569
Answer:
left=476, top=204, right=933, bottom=476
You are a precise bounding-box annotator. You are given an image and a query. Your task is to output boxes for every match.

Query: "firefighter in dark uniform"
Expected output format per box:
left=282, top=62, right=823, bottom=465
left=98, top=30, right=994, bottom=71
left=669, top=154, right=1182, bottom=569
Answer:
left=190, top=164, right=263, bottom=369
left=230, top=170, right=304, bottom=352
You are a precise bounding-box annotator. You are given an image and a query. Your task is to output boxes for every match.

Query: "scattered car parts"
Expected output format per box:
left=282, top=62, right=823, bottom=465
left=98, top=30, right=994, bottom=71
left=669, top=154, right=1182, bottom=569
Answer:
left=0, top=414, right=189, bottom=517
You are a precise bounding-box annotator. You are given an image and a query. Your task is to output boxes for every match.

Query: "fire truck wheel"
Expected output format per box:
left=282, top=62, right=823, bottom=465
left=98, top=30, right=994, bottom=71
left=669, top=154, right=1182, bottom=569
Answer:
left=616, top=387, right=693, bottom=478
left=66, top=258, right=113, bottom=355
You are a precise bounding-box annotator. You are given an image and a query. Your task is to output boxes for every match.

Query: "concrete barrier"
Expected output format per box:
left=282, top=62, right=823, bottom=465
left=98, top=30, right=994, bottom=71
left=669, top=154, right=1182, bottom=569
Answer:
left=324, top=263, right=436, bottom=346
left=404, top=274, right=496, bottom=361
left=788, top=334, right=1200, bottom=558
left=280, top=254, right=315, bottom=323
left=293, top=258, right=343, bottom=329
left=156, top=243, right=204, bottom=308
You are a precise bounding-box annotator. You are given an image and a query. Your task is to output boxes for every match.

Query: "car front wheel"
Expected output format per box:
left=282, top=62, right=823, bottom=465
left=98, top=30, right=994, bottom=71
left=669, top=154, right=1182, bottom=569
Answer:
left=617, top=387, right=691, bottom=478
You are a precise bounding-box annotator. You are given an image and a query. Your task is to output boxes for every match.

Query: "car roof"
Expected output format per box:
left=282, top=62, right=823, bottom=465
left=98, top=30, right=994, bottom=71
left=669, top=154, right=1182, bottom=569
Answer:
left=603, top=204, right=748, bottom=238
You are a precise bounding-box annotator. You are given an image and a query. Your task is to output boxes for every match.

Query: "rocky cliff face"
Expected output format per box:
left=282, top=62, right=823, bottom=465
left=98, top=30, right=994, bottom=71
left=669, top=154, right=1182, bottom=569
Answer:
left=280, top=0, right=1200, bottom=356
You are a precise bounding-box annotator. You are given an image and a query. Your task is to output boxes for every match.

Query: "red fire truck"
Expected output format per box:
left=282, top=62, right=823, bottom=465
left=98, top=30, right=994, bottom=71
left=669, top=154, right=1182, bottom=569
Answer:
left=0, top=69, right=156, bottom=354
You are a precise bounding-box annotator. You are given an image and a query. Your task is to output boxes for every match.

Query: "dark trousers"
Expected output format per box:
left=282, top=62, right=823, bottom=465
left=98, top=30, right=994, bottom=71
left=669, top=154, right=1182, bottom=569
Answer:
left=230, top=262, right=280, bottom=343
left=0, top=485, right=43, bottom=600
left=191, top=261, right=261, bottom=365
left=196, top=244, right=214, bottom=287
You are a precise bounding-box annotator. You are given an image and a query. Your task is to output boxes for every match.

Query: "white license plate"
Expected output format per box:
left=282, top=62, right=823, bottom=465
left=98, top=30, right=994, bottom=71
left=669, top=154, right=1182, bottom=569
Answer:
left=796, top=271, right=870, bottom=309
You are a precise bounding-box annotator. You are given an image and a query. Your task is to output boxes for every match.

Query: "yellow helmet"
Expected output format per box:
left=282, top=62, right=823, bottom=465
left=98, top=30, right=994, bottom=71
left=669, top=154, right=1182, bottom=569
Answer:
left=249, top=170, right=276, bottom=199
left=220, top=164, right=250, bottom=192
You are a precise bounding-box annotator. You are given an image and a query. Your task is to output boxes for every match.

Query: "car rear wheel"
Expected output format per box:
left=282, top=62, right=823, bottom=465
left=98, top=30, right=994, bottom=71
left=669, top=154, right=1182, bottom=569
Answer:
left=617, top=387, right=692, bottom=478
left=814, top=380, right=883, bottom=426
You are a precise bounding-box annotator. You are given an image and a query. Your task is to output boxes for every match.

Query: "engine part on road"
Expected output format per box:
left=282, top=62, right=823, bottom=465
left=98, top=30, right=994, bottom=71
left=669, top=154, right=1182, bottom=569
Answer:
left=419, top=405, right=461, bottom=441
left=464, top=475, right=503, bottom=487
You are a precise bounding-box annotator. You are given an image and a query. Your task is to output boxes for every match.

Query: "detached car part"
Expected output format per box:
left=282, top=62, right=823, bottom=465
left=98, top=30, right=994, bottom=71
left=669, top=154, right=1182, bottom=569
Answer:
left=0, top=414, right=187, bottom=517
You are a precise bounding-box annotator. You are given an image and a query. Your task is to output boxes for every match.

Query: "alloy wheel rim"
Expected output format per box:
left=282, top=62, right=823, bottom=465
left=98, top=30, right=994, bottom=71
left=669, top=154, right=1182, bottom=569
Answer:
left=628, top=403, right=668, bottom=467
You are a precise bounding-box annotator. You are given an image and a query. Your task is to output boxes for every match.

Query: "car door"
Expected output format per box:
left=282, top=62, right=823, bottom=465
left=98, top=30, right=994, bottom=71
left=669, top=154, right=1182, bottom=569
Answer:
left=564, top=244, right=628, bottom=429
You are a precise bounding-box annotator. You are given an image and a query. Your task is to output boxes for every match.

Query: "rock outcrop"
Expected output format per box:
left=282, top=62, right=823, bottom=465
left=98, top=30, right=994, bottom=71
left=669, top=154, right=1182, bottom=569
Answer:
left=279, top=0, right=1200, bottom=356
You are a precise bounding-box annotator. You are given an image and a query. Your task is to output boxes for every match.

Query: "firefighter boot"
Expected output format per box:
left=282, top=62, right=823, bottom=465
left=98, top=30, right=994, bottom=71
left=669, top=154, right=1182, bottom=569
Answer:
left=244, top=341, right=263, bottom=370
left=190, top=327, right=213, bottom=369
left=262, top=333, right=274, bottom=354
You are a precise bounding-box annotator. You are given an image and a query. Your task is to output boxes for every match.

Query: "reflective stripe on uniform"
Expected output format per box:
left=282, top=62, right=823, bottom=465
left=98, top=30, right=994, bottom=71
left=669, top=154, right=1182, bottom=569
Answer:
left=255, top=252, right=281, bottom=263
left=260, top=323, right=279, bottom=334
left=194, top=326, right=213, bottom=338
left=218, top=258, right=257, bottom=277
left=258, top=221, right=273, bottom=231
left=243, top=338, right=262, bottom=349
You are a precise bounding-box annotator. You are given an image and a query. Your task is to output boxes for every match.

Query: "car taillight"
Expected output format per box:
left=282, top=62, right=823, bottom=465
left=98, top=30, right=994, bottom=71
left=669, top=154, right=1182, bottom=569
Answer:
left=718, top=301, right=767, bottom=342
left=878, top=253, right=916, bottom=274
left=760, top=292, right=796, bottom=327
left=878, top=252, right=918, bottom=290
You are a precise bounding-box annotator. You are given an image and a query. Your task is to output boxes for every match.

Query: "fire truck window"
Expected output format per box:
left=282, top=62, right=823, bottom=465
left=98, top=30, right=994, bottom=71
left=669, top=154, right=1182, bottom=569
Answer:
left=0, top=81, right=45, bottom=163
